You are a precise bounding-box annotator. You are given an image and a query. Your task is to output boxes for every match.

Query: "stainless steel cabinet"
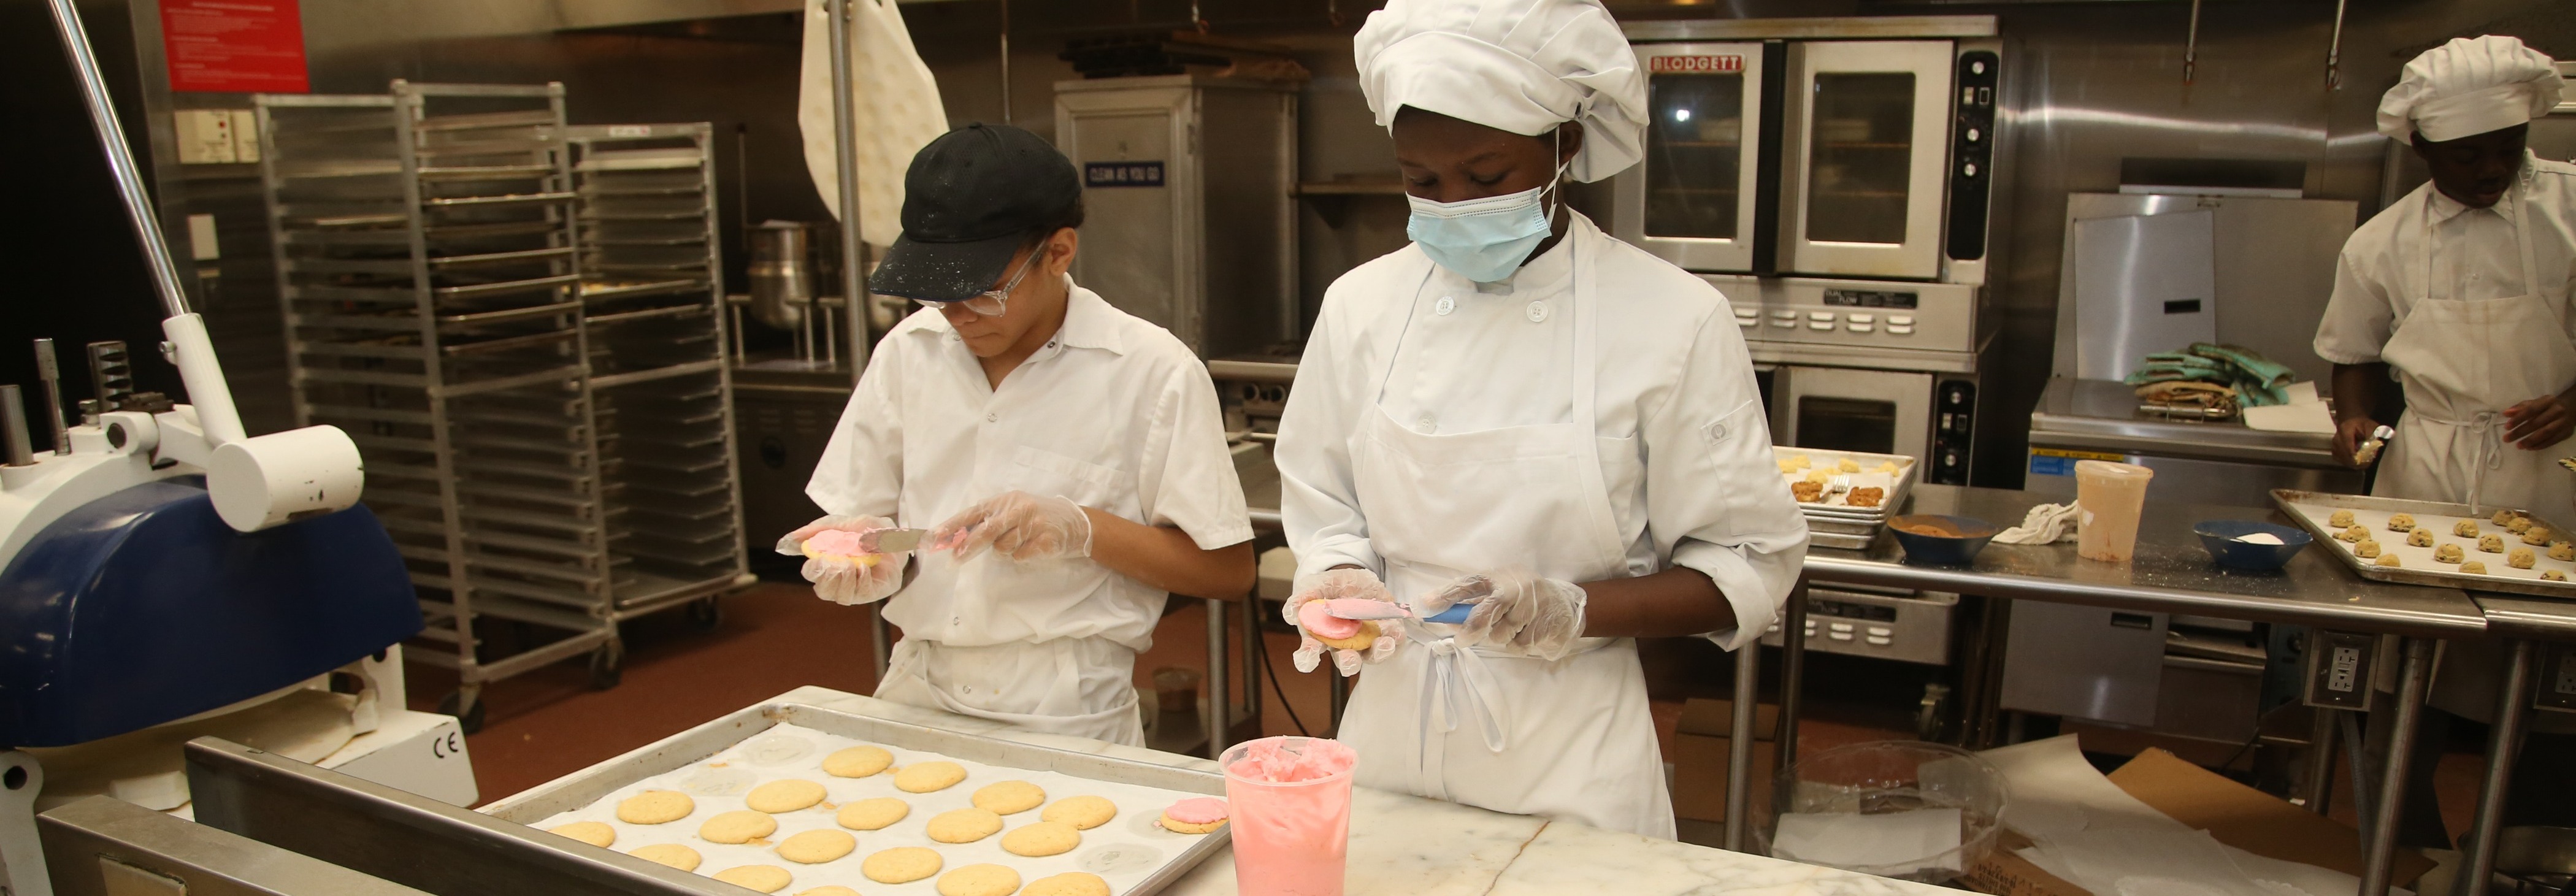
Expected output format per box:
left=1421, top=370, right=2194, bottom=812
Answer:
left=1054, top=75, right=1298, bottom=358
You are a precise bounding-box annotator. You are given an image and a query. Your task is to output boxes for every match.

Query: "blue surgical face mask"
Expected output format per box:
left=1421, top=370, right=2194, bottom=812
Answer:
left=1405, top=140, right=1569, bottom=283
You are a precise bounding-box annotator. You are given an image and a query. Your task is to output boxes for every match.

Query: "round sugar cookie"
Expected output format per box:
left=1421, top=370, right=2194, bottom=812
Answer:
left=1027, top=871, right=1113, bottom=896
left=822, top=745, right=895, bottom=778
left=778, top=829, right=857, bottom=864
left=927, top=808, right=1004, bottom=843
left=972, top=780, right=1046, bottom=815
left=862, top=847, right=942, bottom=884
left=1001, top=821, right=1080, bottom=857
left=700, top=810, right=780, bottom=844
left=1041, top=795, right=1117, bottom=830
left=834, top=741, right=907, bottom=777
left=712, top=864, right=793, bottom=893
left=1159, top=797, right=1229, bottom=835
left=938, top=864, right=1023, bottom=896
left=629, top=843, right=702, bottom=871
left=548, top=821, right=616, bottom=848
left=617, top=791, right=696, bottom=825
left=837, top=796, right=910, bottom=830
left=894, top=761, right=967, bottom=793
left=796, top=889, right=865, bottom=896
left=746, top=779, right=828, bottom=813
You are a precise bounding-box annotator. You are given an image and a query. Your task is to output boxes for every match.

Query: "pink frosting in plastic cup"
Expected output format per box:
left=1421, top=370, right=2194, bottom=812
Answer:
left=1222, top=737, right=1357, bottom=896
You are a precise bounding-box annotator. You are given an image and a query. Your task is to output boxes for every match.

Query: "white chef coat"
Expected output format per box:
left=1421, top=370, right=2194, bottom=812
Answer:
left=2315, top=153, right=2576, bottom=365
left=1278, top=212, right=1808, bottom=651
left=807, top=280, right=1255, bottom=651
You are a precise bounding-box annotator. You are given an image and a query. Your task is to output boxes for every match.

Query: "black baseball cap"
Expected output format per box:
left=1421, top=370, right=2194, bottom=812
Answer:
left=868, top=123, right=1082, bottom=303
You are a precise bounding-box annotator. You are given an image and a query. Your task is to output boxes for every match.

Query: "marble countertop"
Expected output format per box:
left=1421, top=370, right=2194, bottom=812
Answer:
left=764, top=686, right=1954, bottom=896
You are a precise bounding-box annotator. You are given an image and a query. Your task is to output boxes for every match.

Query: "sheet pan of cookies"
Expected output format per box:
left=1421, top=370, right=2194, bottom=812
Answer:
left=483, top=703, right=1230, bottom=896
left=1772, top=446, right=1919, bottom=518
left=2271, top=489, right=2576, bottom=600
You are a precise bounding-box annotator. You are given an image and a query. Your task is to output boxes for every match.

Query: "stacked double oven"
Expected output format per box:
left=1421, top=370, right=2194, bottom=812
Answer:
left=1616, top=16, right=2004, bottom=488
left=1616, top=17, right=2006, bottom=681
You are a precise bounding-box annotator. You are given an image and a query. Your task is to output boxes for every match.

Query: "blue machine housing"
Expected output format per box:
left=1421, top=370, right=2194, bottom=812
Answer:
left=0, top=477, right=420, bottom=748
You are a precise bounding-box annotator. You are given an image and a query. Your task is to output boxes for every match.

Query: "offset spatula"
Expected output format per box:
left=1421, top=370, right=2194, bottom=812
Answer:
left=860, top=528, right=928, bottom=554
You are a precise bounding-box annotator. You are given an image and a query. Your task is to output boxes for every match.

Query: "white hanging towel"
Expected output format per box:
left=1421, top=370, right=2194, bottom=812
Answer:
left=797, top=0, right=949, bottom=247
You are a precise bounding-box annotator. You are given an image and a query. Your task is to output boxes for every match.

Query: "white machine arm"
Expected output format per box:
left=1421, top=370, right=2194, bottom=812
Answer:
left=27, top=0, right=363, bottom=535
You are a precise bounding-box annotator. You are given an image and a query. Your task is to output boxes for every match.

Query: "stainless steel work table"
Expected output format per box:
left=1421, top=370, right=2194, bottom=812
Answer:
left=2449, top=591, right=2576, bottom=896
left=1741, top=484, right=2487, bottom=896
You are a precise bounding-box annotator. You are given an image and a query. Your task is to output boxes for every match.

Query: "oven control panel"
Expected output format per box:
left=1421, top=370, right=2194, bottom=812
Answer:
left=1759, top=588, right=1957, bottom=666
left=1702, top=275, right=1977, bottom=355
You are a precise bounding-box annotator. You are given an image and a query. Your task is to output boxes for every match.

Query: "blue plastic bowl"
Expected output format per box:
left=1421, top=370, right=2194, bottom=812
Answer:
left=1890, top=515, right=2000, bottom=567
left=2195, top=520, right=2312, bottom=571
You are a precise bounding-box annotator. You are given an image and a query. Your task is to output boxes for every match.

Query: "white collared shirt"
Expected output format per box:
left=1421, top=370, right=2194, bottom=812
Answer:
left=2315, top=153, right=2576, bottom=365
left=808, top=280, right=1254, bottom=649
left=1276, top=215, right=1809, bottom=650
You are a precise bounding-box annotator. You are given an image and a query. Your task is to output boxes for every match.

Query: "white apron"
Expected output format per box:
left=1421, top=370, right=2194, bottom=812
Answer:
left=2376, top=179, right=2576, bottom=727
left=2377, top=183, right=2576, bottom=515
left=1335, top=231, right=1676, bottom=839
left=875, top=637, right=1147, bottom=746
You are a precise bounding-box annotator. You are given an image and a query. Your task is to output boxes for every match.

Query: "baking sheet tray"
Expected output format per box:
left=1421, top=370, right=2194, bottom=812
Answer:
left=482, top=702, right=1229, bottom=896
left=2271, top=489, right=2576, bottom=600
left=1773, top=446, right=1916, bottom=517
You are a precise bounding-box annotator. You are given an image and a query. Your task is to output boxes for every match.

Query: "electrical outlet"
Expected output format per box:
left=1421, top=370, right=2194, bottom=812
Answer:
left=2539, top=645, right=2576, bottom=714
left=2305, top=630, right=2376, bottom=710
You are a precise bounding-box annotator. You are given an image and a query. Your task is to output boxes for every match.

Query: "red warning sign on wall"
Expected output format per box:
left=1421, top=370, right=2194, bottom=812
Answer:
left=161, top=0, right=309, bottom=93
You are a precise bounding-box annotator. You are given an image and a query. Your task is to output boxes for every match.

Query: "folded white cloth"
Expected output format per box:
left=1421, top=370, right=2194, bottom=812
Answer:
left=1994, top=502, right=2082, bottom=545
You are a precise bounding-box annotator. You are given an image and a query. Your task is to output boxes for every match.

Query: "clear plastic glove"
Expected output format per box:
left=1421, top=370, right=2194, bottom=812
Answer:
left=1284, top=569, right=1403, bottom=676
left=778, top=515, right=903, bottom=605
left=929, top=491, right=1092, bottom=562
left=1416, top=570, right=1589, bottom=661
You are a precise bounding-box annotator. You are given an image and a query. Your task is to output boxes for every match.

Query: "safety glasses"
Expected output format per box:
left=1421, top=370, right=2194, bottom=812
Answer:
left=917, top=247, right=1044, bottom=318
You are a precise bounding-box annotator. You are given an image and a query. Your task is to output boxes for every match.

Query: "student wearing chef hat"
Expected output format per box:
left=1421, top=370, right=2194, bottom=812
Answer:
left=786, top=123, right=1255, bottom=746
left=1273, top=0, right=1807, bottom=838
left=2315, top=35, right=2576, bottom=847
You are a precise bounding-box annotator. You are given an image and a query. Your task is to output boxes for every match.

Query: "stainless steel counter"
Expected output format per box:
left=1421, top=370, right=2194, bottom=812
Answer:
left=2028, top=377, right=2347, bottom=469
left=2472, top=592, right=2576, bottom=642
left=1811, top=483, right=2486, bottom=638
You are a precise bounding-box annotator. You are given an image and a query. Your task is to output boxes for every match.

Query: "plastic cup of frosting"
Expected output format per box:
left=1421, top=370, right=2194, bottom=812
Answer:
left=1221, top=736, right=1357, bottom=896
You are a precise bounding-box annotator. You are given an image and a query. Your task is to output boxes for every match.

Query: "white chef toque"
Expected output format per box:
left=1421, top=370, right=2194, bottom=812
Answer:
left=2377, top=35, right=2564, bottom=143
left=1354, top=0, right=1647, bottom=183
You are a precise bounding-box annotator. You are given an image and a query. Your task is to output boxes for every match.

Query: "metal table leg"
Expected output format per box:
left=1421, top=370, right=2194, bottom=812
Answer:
left=2361, top=638, right=2433, bottom=896
left=1205, top=596, right=1228, bottom=760
left=1724, top=640, right=1760, bottom=852
left=1328, top=671, right=1349, bottom=733
left=1242, top=596, right=1262, bottom=735
left=2456, top=640, right=2536, bottom=896
left=870, top=607, right=892, bottom=684
left=1776, top=582, right=1808, bottom=772
left=2302, top=706, right=2338, bottom=816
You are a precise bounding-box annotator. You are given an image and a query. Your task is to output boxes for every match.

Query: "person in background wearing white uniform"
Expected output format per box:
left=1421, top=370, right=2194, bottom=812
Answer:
left=789, top=124, right=1255, bottom=747
left=1274, top=0, right=1809, bottom=839
left=2313, top=35, right=2576, bottom=847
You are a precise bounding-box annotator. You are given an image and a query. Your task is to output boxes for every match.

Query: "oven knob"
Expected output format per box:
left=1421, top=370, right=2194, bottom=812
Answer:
left=1865, top=635, right=1893, bottom=646
left=1965, top=126, right=1982, bottom=144
left=1888, top=324, right=1914, bottom=335
left=1828, top=622, right=1853, bottom=632
left=1829, top=631, right=1855, bottom=641
left=1888, top=314, right=1914, bottom=326
left=1739, top=317, right=1758, bottom=328
left=1849, top=313, right=1874, bottom=324
left=1809, top=321, right=1834, bottom=331
left=1766, top=623, right=1779, bottom=634
left=1808, top=311, right=1834, bottom=321
left=1868, top=626, right=1893, bottom=637
left=1849, top=322, right=1874, bottom=332
left=1962, top=161, right=1979, bottom=178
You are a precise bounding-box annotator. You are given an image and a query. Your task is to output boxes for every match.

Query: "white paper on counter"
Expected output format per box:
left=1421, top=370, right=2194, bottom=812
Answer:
left=2243, top=381, right=2336, bottom=434
left=1977, top=735, right=2402, bottom=896
left=1772, top=808, right=1963, bottom=877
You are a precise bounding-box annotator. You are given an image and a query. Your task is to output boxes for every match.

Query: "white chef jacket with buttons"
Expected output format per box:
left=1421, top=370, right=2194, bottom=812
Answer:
left=1278, top=214, right=1809, bottom=650
left=807, top=281, right=1254, bottom=651
left=2315, top=154, right=2576, bottom=364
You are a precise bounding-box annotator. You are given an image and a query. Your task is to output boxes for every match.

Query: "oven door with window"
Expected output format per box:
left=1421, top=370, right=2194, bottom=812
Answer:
left=1775, top=366, right=1931, bottom=461
left=1781, top=40, right=1955, bottom=280
left=1618, top=42, right=1766, bottom=274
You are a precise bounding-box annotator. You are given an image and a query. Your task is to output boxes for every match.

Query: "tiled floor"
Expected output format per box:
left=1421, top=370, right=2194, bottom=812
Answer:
left=408, top=581, right=2496, bottom=844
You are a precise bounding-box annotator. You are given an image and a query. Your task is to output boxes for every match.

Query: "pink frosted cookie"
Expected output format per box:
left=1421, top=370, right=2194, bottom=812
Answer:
left=1158, top=797, right=1229, bottom=835
left=1296, top=601, right=1379, bottom=651
left=802, top=529, right=883, bottom=566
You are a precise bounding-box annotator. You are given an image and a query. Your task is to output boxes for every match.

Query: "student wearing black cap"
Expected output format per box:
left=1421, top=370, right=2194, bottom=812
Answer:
left=783, top=124, right=1255, bottom=745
